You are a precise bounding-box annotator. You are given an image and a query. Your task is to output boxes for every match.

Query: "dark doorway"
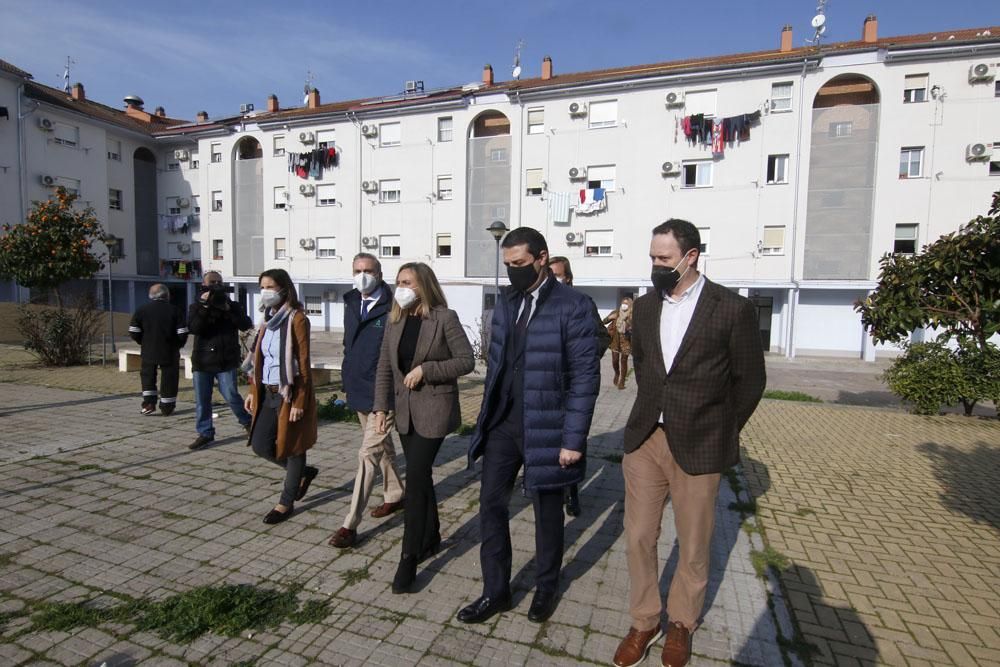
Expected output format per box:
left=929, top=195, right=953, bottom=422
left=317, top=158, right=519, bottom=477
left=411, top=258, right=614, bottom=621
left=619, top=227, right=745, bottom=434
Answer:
left=750, top=295, right=773, bottom=351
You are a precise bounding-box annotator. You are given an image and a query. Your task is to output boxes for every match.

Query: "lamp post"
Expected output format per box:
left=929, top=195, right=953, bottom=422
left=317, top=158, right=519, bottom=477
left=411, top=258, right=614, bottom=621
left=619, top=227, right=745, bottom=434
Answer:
left=486, top=220, right=508, bottom=307
left=103, top=235, right=122, bottom=353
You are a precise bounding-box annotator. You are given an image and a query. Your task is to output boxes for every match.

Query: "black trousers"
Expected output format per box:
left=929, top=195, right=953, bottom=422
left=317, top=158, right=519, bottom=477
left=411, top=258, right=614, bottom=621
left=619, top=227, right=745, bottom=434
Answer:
left=398, top=428, right=444, bottom=558
left=250, top=390, right=306, bottom=507
left=140, top=359, right=179, bottom=405
left=479, top=423, right=564, bottom=598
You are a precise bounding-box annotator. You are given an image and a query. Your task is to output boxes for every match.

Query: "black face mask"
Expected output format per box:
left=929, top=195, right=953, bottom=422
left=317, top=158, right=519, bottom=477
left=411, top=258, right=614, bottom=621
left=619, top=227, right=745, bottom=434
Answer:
left=651, top=256, right=691, bottom=296
left=507, top=263, right=540, bottom=293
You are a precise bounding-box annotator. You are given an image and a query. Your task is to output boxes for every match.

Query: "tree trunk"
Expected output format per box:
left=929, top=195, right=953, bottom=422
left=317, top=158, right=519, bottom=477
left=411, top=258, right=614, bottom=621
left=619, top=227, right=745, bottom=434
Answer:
left=959, top=397, right=976, bottom=416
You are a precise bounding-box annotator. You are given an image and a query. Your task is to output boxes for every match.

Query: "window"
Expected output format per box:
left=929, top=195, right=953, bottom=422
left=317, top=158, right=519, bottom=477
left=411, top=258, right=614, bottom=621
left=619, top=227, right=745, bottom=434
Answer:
left=211, top=191, right=223, bottom=212
left=274, top=238, right=287, bottom=259
left=317, top=183, right=337, bottom=206
left=761, top=226, right=785, bottom=255
left=436, top=233, right=452, bottom=258
left=588, top=100, right=617, bottom=129
left=189, top=153, right=199, bottom=169
left=996, top=81, right=1000, bottom=97
left=685, top=89, right=718, bottom=117
left=766, top=154, right=789, bottom=184
left=304, top=296, right=322, bottom=315
left=586, top=164, right=616, bottom=191
left=109, top=189, right=122, bottom=211
left=316, top=236, right=336, bottom=258
left=58, top=177, right=80, bottom=195
left=379, top=122, right=401, bottom=147
left=191, top=195, right=200, bottom=213
left=437, top=175, right=453, bottom=200
left=107, top=139, right=121, bottom=161
left=53, top=122, right=79, bottom=147
left=273, top=186, right=286, bottom=209
left=829, top=121, right=853, bottom=138
left=167, top=162, right=180, bottom=171
left=273, top=135, right=286, bottom=156
left=489, top=148, right=507, bottom=162
left=379, top=234, right=401, bottom=257
left=527, top=108, right=544, bottom=135
left=899, top=147, right=924, bottom=179
left=584, top=230, right=613, bottom=257
left=894, top=224, right=918, bottom=255
left=317, top=129, right=336, bottom=146
left=525, top=168, right=543, bottom=196
left=212, top=239, right=223, bottom=260
left=379, top=179, right=401, bottom=203
left=903, top=74, right=928, bottom=103
left=682, top=161, right=713, bottom=188
left=167, top=197, right=182, bottom=215
left=437, top=117, right=453, bottom=143
left=697, top=227, right=710, bottom=255
left=211, top=143, right=222, bottom=163
left=990, top=143, right=1000, bottom=176
left=770, top=82, right=793, bottom=112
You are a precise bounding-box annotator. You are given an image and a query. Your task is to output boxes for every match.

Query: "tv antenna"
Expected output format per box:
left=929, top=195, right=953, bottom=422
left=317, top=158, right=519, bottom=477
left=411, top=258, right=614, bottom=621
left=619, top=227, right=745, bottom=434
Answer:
left=61, top=56, right=76, bottom=93
left=806, top=0, right=829, bottom=45
left=303, top=70, right=315, bottom=104
left=512, top=39, right=524, bottom=79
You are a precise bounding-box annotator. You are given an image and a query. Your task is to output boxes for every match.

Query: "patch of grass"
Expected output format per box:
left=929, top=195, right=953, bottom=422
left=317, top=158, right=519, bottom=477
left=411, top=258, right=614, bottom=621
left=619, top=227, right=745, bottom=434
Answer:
left=794, top=507, right=816, bottom=517
left=729, top=499, right=757, bottom=514
left=763, top=390, right=822, bottom=403
left=341, top=566, right=370, bottom=585
left=722, top=467, right=743, bottom=494
left=453, top=423, right=476, bottom=436
left=161, top=512, right=185, bottom=521
left=741, top=519, right=761, bottom=536
left=600, top=452, right=623, bottom=464
left=750, top=545, right=790, bottom=578
left=0, top=553, right=15, bottom=568
left=316, top=395, right=359, bottom=423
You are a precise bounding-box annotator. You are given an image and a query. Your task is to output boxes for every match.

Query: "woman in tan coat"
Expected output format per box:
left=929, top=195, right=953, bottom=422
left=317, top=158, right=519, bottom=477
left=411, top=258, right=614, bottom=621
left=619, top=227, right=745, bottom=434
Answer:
left=244, top=268, right=318, bottom=524
left=603, top=296, right=634, bottom=389
left=372, top=262, right=475, bottom=593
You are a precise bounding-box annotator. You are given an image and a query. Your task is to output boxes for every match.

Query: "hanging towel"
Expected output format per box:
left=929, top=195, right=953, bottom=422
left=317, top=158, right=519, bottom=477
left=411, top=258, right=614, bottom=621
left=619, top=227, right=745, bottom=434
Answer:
left=547, top=192, right=572, bottom=225
left=577, top=188, right=607, bottom=214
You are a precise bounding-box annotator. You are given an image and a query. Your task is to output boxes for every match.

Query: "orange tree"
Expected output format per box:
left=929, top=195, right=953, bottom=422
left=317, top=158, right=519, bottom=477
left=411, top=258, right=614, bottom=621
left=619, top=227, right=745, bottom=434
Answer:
left=0, top=187, right=105, bottom=306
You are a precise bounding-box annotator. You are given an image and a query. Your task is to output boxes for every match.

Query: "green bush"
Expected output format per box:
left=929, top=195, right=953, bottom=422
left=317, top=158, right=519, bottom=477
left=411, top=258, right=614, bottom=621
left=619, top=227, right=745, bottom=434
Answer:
left=17, top=297, right=102, bottom=366
left=317, top=394, right=359, bottom=423
left=954, top=339, right=1000, bottom=416
left=884, top=341, right=964, bottom=415
left=762, top=390, right=822, bottom=403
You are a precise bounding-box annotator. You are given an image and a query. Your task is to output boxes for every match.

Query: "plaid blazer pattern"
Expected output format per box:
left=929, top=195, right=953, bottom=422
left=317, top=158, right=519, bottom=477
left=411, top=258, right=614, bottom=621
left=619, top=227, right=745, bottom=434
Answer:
left=623, top=278, right=766, bottom=475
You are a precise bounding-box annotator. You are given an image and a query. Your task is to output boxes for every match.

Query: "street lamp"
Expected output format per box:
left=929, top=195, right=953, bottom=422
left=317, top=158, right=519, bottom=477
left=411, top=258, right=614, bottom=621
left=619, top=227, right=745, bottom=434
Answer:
left=103, top=235, right=123, bottom=353
left=486, top=220, right=508, bottom=307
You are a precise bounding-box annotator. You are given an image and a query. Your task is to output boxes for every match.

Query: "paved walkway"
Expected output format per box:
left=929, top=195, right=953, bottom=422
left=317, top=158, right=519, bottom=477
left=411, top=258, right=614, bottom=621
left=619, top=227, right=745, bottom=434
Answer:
left=0, top=354, right=786, bottom=666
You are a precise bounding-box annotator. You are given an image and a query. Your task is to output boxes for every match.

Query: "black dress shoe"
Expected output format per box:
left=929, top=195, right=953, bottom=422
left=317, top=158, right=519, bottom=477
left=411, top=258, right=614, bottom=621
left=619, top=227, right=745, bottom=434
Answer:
left=296, top=466, right=319, bottom=501
left=263, top=506, right=293, bottom=524
left=391, top=556, right=417, bottom=594
left=565, top=485, right=581, bottom=517
left=457, top=594, right=512, bottom=624
left=527, top=589, right=558, bottom=623
left=189, top=435, right=214, bottom=450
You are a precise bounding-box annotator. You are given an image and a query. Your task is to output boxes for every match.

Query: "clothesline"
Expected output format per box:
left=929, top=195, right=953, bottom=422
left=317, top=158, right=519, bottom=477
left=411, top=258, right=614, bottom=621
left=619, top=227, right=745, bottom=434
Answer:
left=680, top=110, right=762, bottom=155
left=288, top=143, right=339, bottom=180
left=159, top=214, right=199, bottom=234
left=159, top=259, right=202, bottom=280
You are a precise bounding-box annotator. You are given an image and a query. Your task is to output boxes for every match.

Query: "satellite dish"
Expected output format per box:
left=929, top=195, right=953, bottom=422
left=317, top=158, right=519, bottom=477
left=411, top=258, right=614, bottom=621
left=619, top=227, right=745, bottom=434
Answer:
left=811, top=14, right=826, bottom=29
left=512, top=65, right=522, bottom=80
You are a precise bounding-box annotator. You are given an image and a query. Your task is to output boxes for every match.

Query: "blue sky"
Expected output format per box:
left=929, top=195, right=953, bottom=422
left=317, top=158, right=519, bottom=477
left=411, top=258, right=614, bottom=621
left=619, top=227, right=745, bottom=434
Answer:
left=2, top=0, right=998, bottom=121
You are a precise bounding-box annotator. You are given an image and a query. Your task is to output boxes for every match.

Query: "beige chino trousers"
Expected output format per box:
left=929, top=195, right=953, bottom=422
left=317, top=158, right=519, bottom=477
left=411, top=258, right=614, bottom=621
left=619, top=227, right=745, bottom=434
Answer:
left=342, top=410, right=406, bottom=531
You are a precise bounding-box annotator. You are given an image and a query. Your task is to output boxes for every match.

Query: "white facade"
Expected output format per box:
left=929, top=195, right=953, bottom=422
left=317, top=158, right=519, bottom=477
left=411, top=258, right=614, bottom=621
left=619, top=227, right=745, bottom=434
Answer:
left=2, top=26, right=999, bottom=358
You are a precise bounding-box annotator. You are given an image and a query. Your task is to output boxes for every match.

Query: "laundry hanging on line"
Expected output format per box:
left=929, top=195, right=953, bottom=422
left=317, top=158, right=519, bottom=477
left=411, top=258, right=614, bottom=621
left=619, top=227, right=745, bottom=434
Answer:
left=547, top=191, right=572, bottom=224
left=288, top=143, right=339, bottom=180
left=577, top=188, right=606, bottom=214
left=158, top=214, right=199, bottom=233
left=681, top=110, right=762, bottom=151
left=159, top=259, right=203, bottom=279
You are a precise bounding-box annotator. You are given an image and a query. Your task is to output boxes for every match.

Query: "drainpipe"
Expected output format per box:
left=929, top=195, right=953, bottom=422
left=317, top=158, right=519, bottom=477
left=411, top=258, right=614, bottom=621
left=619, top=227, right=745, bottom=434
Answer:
left=784, top=56, right=810, bottom=359
left=514, top=90, right=525, bottom=231
left=15, top=83, right=34, bottom=303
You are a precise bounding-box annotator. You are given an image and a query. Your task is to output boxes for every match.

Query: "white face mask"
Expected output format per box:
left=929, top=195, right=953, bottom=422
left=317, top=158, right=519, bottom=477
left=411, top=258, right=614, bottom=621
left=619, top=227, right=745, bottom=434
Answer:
left=620, top=303, right=630, bottom=312
left=353, top=271, right=378, bottom=295
left=394, top=287, right=418, bottom=309
left=260, top=288, right=283, bottom=308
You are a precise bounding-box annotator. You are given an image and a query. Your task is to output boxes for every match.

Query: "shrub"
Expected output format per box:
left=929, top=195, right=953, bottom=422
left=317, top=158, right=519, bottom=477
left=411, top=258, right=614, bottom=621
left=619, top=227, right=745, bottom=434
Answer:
left=883, top=341, right=964, bottom=415
left=17, top=296, right=103, bottom=366
left=954, top=339, right=1000, bottom=416
left=317, top=394, right=359, bottom=423
left=762, top=390, right=822, bottom=403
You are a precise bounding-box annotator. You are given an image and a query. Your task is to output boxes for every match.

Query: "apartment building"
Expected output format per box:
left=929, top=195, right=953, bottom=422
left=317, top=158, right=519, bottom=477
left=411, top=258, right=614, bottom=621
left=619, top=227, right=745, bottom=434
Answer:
left=1, top=16, right=998, bottom=358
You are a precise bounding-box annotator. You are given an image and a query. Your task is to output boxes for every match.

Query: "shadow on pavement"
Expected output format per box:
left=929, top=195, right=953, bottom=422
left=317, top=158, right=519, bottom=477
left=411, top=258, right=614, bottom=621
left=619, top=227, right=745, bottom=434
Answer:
left=918, top=440, right=1000, bottom=530
left=0, top=391, right=135, bottom=416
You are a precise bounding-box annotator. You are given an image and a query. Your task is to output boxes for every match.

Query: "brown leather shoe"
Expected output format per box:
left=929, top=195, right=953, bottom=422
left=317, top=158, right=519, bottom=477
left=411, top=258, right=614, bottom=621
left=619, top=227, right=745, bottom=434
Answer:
left=370, top=500, right=404, bottom=518
left=661, top=621, right=691, bottom=667
left=328, top=527, right=356, bottom=548
left=613, top=626, right=662, bottom=667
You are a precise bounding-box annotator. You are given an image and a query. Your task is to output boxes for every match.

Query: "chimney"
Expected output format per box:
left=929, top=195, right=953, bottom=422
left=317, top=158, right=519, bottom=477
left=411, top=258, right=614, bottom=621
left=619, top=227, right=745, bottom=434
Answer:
left=780, top=25, right=793, bottom=52
left=541, top=56, right=553, bottom=80
left=307, top=88, right=320, bottom=109
left=154, top=106, right=165, bottom=117
left=196, top=110, right=209, bottom=123
left=267, top=94, right=279, bottom=112
left=482, top=64, right=494, bottom=86
left=863, top=14, right=878, bottom=43
left=70, top=82, right=85, bottom=101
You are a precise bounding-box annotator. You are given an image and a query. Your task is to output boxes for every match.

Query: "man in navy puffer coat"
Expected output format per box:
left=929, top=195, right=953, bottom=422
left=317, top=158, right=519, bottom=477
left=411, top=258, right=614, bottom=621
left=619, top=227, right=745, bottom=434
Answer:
left=458, top=227, right=600, bottom=626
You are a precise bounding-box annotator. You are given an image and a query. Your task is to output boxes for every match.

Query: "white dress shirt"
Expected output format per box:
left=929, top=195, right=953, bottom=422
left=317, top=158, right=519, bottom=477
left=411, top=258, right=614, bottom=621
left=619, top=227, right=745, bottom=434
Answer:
left=515, top=274, right=549, bottom=324
left=361, top=286, right=383, bottom=317
left=659, top=273, right=705, bottom=422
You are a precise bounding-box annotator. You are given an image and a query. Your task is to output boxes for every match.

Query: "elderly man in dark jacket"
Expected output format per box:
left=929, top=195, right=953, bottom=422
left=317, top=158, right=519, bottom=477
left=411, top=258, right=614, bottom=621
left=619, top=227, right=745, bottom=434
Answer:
left=187, top=272, right=254, bottom=450
left=458, top=227, right=600, bottom=626
left=328, top=253, right=406, bottom=549
left=129, top=283, right=187, bottom=416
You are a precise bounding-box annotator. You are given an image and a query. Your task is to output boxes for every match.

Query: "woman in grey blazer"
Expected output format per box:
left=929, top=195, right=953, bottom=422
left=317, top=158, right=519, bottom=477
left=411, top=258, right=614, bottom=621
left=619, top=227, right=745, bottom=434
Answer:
left=372, top=262, right=475, bottom=593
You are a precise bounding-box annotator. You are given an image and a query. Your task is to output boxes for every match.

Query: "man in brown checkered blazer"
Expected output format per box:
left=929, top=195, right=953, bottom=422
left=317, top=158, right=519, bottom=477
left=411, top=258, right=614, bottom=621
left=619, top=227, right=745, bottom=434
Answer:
left=613, top=219, right=765, bottom=667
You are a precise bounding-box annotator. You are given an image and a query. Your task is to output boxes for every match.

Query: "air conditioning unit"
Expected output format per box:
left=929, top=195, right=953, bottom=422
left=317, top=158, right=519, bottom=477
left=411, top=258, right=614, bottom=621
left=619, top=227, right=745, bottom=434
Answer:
left=568, top=102, right=587, bottom=116
left=40, top=174, right=57, bottom=186
left=361, top=180, right=379, bottom=193
left=968, top=62, right=997, bottom=82
left=361, top=124, right=378, bottom=137
left=240, top=103, right=254, bottom=114
left=565, top=232, right=584, bottom=245
left=173, top=149, right=189, bottom=161
left=177, top=197, right=190, bottom=208
left=664, top=91, right=685, bottom=107
left=361, top=236, right=379, bottom=248
left=568, top=167, right=587, bottom=180
left=299, top=238, right=315, bottom=250
left=299, top=184, right=315, bottom=196
left=299, top=131, right=315, bottom=143
left=37, top=117, right=54, bottom=131
left=178, top=243, right=191, bottom=254
left=966, top=142, right=993, bottom=161
left=661, top=160, right=681, bottom=175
